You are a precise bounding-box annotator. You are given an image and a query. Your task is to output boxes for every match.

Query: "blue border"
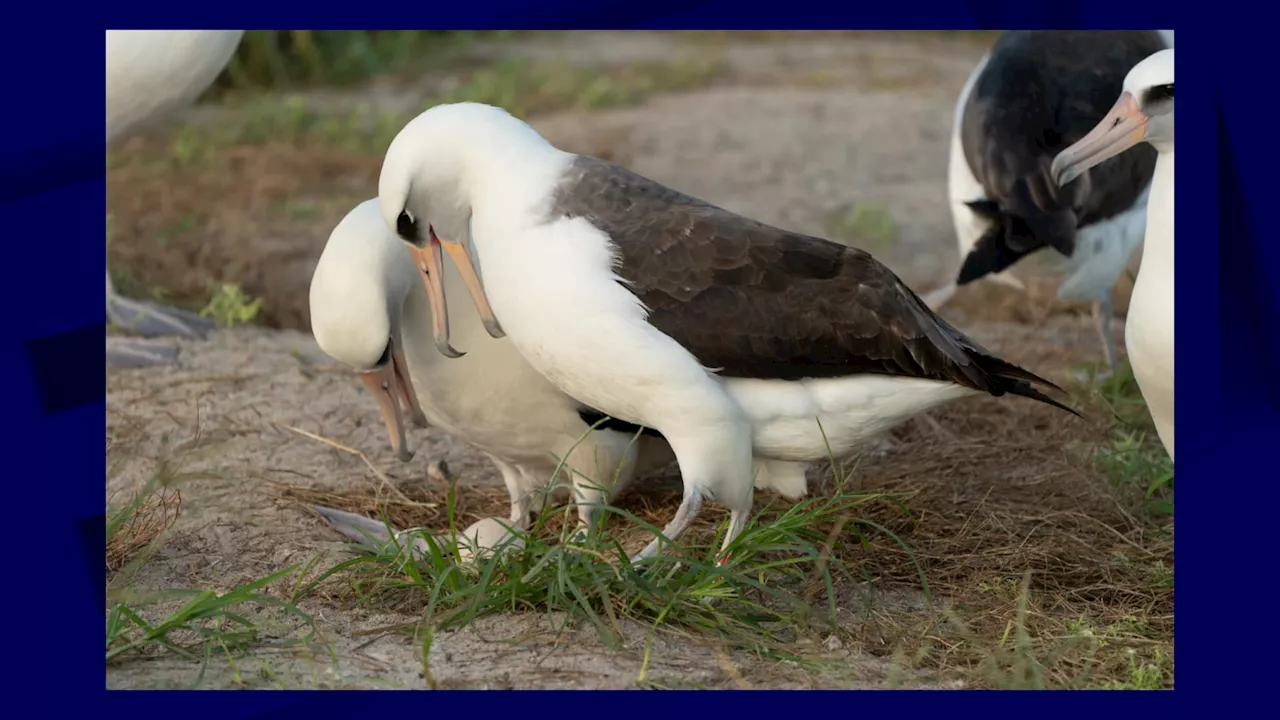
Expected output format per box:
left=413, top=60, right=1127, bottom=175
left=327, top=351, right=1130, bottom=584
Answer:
left=6, top=0, right=1270, bottom=705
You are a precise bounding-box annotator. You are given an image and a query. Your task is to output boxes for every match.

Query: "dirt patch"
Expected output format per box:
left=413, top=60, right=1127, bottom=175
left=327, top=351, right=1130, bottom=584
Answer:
left=105, top=31, right=1171, bottom=689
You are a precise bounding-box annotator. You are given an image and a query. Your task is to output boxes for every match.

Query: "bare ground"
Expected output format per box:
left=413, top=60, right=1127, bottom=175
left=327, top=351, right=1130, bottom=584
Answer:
left=105, top=32, right=1170, bottom=689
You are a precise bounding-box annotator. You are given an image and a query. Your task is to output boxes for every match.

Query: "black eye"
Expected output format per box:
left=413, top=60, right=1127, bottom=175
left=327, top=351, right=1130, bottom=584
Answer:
left=396, top=210, right=419, bottom=243
left=1144, top=83, right=1174, bottom=105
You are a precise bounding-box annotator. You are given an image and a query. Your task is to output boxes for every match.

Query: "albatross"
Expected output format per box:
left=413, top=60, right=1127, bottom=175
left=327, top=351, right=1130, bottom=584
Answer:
left=375, top=102, right=1080, bottom=565
left=924, top=31, right=1170, bottom=377
left=107, top=30, right=244, bottom=368
left=309, top=198, right=678, bottom=535
left=1052, top=49, right=1174, bottom=461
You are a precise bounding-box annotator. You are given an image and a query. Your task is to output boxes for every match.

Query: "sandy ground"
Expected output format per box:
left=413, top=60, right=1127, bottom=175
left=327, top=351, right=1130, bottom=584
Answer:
left=105, top=32, right=1162, bottom=689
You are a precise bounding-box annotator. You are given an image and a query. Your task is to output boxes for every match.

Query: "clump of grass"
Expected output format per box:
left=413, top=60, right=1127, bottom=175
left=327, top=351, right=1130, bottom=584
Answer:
left=107, top=483, right=182, bottom=575
left=824, top=202, right=899, bottom=252
left=200, top=282, right=264, bottom=328
left=106, top=428, right=323, bottom=685
left=288, top=456, right=919, bottom=679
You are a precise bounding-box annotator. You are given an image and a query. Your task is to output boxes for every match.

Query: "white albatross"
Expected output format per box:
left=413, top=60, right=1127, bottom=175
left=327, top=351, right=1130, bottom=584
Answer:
left=923, top=31, right=1172, bottom=378
left=375, top=102, right=1080, bottom=566
left=1052, top=49, right=1175, bottom=461
left=308, top=198, right=678, bottom=536
left=107, top=30, right=244, bottom=368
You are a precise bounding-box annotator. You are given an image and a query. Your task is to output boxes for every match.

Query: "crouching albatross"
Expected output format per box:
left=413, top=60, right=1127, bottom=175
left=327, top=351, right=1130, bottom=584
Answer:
left=376, top=102, right=1080, bottom=565
left=107, top=30, right=244, bottom=367
left=310, top=198, right=682, bottom=535
left=1053, top=49, right=1175, bottom=461
left=925, top=30, right=1170, bottom=377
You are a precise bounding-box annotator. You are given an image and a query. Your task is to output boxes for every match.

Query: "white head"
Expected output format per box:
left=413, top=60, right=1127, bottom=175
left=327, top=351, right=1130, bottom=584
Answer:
left=378, top=103, right=557, bottom=357
left=1052, top=48, right=1174, bottom=187
left=309, top=198, right=428, bottom=462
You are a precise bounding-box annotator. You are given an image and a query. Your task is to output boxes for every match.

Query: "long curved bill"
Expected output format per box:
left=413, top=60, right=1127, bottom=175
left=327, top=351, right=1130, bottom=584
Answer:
left=391, top=348, right=428, bottom=428
left=405, top=228, right=504, bottom=360
left=358, top=361, right=415, bottom=463
left=406, top=237, right=465, bottom=359
left=439, top=235, right=505, bottom=340
left=1051, top=91, right=1148, bottom=188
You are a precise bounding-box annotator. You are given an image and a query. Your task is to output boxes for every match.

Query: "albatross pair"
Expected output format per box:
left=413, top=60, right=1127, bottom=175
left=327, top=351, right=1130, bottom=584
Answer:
left=373, top=102, right=1079, bottom=565
left=928, top=31, right=1172, bottom=377
left=307, top=199, right=817, bottom=551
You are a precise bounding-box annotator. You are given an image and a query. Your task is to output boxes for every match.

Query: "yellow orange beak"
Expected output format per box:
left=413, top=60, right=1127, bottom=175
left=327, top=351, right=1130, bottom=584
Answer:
left=357, top=347, right=424, bottom=463
left=1052, top=91, right=1149, bottom=188
left=406, top=227, right=505, bottom=359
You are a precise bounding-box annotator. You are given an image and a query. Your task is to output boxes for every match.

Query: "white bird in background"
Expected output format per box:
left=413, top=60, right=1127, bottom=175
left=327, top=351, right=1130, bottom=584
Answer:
left=375, top=102, right=1079, bottom=566
left=924, top=30, right=1172, bottom=378
left=309, top=198, right=679, bottom=536
left=106, top=30, right=244, bottom=368
left=1052, top=49, right=1175, bottom=461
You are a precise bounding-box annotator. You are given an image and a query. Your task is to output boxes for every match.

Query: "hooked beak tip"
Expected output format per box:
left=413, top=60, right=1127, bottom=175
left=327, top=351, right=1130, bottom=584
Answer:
left=1051, top=161, right=1081, bottom=188
left=482, top=317, right=506, bottom=339
left=397, top=447, right=415, bottom=463
left=435, top=337, right=466, bottom=359
left=411, top=409, right=429, bottom=428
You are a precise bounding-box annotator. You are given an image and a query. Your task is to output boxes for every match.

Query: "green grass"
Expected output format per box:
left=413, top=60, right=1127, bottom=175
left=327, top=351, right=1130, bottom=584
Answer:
left=1088, top=362, right=1174, bottom=516
left=130, top=51, right=724, bottom=168
left=106, top=563, right=320, bottom=674
left=199, top=282, right=264, bottom=328
left=106, top=443, right=321, bottom=686
left=303, top=470, right=920, bottom=683
left=213, top=31, right=520, bottom=93
left=892, top=573, right=1172, bottom=690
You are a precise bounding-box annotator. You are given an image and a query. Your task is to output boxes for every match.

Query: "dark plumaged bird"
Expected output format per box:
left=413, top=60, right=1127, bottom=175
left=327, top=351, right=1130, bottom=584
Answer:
left=924, top=30, right=1172, bottom=377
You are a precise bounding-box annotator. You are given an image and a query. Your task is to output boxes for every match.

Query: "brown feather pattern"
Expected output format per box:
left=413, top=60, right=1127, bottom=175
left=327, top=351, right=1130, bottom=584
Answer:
left=545, top=155, right=1077, bottom=415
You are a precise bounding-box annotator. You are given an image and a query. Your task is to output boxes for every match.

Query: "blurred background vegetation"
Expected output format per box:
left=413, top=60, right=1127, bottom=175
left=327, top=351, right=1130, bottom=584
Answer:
left=212, top=31, right=507, bottom=92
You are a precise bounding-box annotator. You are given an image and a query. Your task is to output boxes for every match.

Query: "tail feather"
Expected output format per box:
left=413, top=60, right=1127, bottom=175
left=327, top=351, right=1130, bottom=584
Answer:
left=957, top=168, right=1085, bottom=286
left=1000, top=378, right=1082, bottom=417
left=975, top=354, right=1082, bottom=417
left=958, top=200, right=1072, bottom=285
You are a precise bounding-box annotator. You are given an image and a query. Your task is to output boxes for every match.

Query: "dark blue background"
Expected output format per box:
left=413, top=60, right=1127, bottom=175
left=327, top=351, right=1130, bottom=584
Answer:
left=7, top=1, right=1267, bottom=706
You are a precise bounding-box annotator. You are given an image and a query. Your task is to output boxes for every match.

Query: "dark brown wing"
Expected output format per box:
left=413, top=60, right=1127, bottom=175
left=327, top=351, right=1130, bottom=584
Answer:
left=546, top=156, right=1075, bottom=413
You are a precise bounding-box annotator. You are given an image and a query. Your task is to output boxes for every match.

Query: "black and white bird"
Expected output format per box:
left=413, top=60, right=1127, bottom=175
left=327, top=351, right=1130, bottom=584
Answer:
left=1053, top=49, right=1174, bottom=460
left=107, top=30, right=244, bottom=368
left=376, top=102, right=1079, bottom=565
left=924, top=30, right=1172, bottom=376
